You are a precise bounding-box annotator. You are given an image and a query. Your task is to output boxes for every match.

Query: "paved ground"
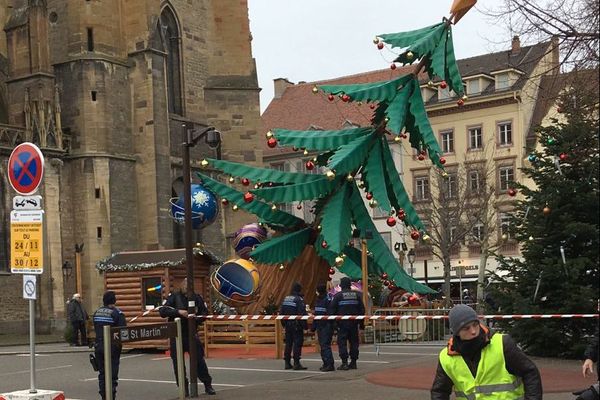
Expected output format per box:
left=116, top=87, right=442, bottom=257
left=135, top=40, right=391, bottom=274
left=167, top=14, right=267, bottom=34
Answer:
left=0, top=342, right=595, bottom=400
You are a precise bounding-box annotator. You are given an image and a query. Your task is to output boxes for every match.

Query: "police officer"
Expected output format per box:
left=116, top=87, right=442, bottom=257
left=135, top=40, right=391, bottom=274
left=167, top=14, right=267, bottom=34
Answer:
left=279, top=282, right=308, bottom=370
left=93, top=291, right=126, bottom=400
left=329, top=277, right=365, bottom=370
left=159, top=278, right=216, bottom=396
left=312, top=283, right=334, bottom=371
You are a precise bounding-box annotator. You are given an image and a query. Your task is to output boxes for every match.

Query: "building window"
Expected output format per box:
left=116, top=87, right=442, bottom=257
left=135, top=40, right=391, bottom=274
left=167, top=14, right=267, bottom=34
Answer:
left=142, top=277, right=163, bottom=310
left=160, top=7, right=183, bottom=115
left=442, top=173, right=458, bottom=199
left=468, top=126, right=483, bottom=150
left=441, top=130, right=454, bottom=154
left=468, top=170, right=481, bottom=193
left=498, top=122, right=512, bottom=146
left=438, top=86, right=452, bottom=101
left=496, top=73, right=509, bottom=90
left=380, top=232, right=392, bottom=252
left=302, top=201, right=316, bottom=223
left=471, top=223, right=484, bottom=241
left=498, top=166, right=514, bottom=191
left=373, top=207, right=388, bottom=218
left=415, top=176, right=430, bottom=201
left=499, top=213, right=512, bottom=239
left=467, top=79, right=480, bottom=95
left=87, top=28, right=94, bottom=51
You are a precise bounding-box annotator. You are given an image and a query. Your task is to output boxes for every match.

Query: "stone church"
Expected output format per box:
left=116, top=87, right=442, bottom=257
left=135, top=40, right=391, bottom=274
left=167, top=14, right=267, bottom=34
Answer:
left=0, top=0, right=262, bottom=333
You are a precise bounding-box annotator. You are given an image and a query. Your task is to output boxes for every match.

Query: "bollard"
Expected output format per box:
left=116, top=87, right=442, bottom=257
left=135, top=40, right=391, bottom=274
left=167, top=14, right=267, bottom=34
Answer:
left=103, top=325, right=112, bottom=400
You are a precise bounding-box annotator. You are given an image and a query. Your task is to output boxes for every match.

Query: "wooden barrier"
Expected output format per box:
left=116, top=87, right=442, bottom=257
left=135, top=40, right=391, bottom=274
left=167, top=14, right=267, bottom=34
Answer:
left=203, top=320, right=284, bottom=358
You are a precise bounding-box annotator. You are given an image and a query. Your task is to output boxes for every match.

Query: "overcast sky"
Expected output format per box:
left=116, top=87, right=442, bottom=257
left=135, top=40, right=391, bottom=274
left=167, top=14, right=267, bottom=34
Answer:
left=248, top=0, right=510, bottom=112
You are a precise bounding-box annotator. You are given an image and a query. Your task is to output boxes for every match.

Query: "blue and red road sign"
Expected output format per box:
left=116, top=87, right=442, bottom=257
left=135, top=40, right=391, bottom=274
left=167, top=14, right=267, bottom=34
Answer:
left=8, top=142, right=45, bottom=195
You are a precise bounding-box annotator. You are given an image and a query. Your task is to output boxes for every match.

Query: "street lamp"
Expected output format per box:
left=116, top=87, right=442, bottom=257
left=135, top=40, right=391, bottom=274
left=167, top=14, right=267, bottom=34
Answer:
left=182, top=123, right=221, bottom=397
left=62, top=261, right=72, bottom=279
left=407, top=248, right=416, bottom=277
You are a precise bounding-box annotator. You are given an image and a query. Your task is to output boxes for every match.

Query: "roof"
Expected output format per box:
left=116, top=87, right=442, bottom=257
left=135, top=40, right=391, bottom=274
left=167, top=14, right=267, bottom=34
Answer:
left=95, top=247, right=222, bottom=272
left=262, top=40, right=554, bottom=158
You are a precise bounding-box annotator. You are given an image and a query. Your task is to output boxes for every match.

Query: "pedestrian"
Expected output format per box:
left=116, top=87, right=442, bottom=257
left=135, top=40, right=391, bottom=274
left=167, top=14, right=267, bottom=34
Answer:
left=462, top=289, right=474, bottom=305
left=159, top=278, right=215, bottom=396
left=582, top=319, right=599, bottom=380
left=279, top=282, right=308, bottom=370
left=312, top=283, right=334, bottom=371
left=328, top=277, right=365, bottom=370
left=92, top=291, right=126, bottom=400
left=431, top=304, right=542, bottom=400
left=67, top=293, right=88, bottom=346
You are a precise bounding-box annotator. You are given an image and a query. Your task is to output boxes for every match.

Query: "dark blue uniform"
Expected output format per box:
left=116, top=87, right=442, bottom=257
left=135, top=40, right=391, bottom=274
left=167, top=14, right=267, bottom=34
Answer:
left=93, top=305, right=126, bottom=400
left=159, top=291, right=213, bottom=395
left=279, top=291, right=307, bottom=365
left=329, top=288, right=365, bottom=367
left=312, top=295, right=334, bottom=369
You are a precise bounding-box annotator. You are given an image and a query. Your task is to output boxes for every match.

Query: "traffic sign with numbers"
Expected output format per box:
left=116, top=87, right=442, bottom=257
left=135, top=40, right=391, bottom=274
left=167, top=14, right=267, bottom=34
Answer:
left=10, top=210, right=44, bottom=274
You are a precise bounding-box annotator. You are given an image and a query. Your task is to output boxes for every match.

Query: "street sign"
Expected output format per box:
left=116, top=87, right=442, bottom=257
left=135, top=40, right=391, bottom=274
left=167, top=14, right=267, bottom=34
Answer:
left=13, top=195, right=43, bottom=210
left=111, top=322, right=177, bottom=343
left=8, top=142, right=45, bottom=195
left=10, top=210, right=44, bottom=274
left=23, top=275, right=37, bottom=300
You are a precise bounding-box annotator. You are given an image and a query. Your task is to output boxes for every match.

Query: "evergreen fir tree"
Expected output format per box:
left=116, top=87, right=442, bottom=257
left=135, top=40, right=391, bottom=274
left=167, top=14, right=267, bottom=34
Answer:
left=490, top=73, right=599, bottom=357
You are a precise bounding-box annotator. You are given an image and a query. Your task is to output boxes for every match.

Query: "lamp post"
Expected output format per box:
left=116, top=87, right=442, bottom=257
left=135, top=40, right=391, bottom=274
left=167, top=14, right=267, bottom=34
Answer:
left=74, top=243, right=84, bottom=296
left=182, top=123, right=221, bottom=397
left=407, top=248, right=416, bottom=277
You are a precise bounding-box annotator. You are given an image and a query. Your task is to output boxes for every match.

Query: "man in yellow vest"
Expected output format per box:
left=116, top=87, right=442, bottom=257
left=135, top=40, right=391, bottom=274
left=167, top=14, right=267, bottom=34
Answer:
left=431, top=304, right=542, bottom=399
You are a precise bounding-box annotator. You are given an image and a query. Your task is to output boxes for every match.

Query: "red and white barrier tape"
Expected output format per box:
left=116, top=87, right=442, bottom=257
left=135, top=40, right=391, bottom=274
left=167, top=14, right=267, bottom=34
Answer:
left=198, top=314, right=599, bottom=321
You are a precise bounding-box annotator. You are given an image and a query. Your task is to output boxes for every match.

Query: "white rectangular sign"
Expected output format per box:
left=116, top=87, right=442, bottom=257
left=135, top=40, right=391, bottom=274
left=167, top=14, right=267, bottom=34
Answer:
left=23, top=275, right=37, bottom=300
left=13, top=195, right=43, bottom=210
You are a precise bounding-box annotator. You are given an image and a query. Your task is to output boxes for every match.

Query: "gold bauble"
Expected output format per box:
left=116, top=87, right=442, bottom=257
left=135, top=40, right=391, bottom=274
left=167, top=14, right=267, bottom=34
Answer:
left=265, top=130, right=273, bottom=139
left=462, top=94, right=468, bottom=101
left=278, top=264, right=285, bottom=271
left=441, top=171, right=449, bottom=178
left=501, top=233, right=508, bottom=240
left=201, top=159, right=209, bottom=168
left=303, top=149, right=309, bottom=156
left=228, top=176, right=235, bottom=183
left=271, top=204, right=277, bottom=211
left=335, top=256, right=344, bottom=266
left=384, top=116, right=390, bottom=122
left=427, top=80, right=435, bottom=88
left=406, top=51, right=414, bottom=60
left=232, top=205, right=239, bottom=212
left=254, top=184, right=259, bottom=189
left=312, top=86, right=319, bottom=94
left=369, top=199, right=378, bottom=208
left=394, top=136, right=401, bottom=143
left=357, top=181, right=365, bottom=189
left=422, top=234, right=431, bottom=241
left=346, top=173, right=354, bottom=182
left=316, top=225, right=322, bottom=232
left=373, top=37, right=380, bottom=44
left=529, top=236, right=534, bottom=241
left=326, top=170, right=336, bottom=181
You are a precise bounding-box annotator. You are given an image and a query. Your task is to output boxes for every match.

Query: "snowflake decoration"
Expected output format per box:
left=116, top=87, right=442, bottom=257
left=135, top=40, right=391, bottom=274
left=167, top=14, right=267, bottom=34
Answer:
left=193, top=191, right=210, bottom=206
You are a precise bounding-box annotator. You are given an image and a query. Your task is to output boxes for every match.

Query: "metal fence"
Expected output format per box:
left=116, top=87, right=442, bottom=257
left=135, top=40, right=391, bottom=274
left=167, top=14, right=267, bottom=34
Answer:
left=372, top=307, right=451, bottom=354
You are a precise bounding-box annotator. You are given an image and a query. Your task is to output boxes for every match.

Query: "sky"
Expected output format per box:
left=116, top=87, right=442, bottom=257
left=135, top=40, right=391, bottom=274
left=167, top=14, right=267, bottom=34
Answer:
left=248, top=0, right=509, bottom=112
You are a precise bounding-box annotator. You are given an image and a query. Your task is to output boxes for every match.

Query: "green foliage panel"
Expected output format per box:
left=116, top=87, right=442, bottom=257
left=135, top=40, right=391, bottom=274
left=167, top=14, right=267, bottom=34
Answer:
left=384, top=78, right=415, bottom=134
left=252, top=177, right=340, bottom=203
left=320, top=184, right=353, bottom=254
left=319, top=75, right=412, bottom=103
left=273, top=127, right=373, bottom=151
left=378, top=22, right=444, bottom=49
left=328, top=134, right=376, bottom=175
left=394, top=23, right=447, bottom=65
left=204, top=158, right=322, bottom=184
left=197, top=173, right=304, bottom=228
left=249, top=228, right=312, bottom=264
left=362, top=139, right=392, bottom=213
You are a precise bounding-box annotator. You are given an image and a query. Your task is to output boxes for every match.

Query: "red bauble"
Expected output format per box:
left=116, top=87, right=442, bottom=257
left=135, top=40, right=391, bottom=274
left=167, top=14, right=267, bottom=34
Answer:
left=557, top=107, right=562, bottom=113
left=410, top=230, right=420, bottom=240
left=559, top=153, right=567, bottom=161
left=241, top=178, right=250, bottom=186
left=440, top=81, right=448, bottom=89
left=401, top=133, right=408, bottom=139
left=507, top=188, right=517, bottom=197
left=386, top=216, right=397, bottom=227
left=296, top=204, right=302, bottom=210
left=321, top=240, right=328, bottom=249
left=417, top=154, right=425, bottom=161
left=457, top=99, right=465, bottom=107
left=365, top=192, right=373, bottom=200
left=305, top=160, right=315, bottom=170
left=328, top=268, right=335, bottom=275
left=267, top=137, right=277, bottom=148
left=440, top=157, right=446, bottom=165
left=243, top=192, right=254, bottom=203
left=420, top=149, right=427, bottom=155
left=383, top=280, right=390, bottom=287
left=390, top=63, right=397, bottom=70
left=381, top=272, right=388, bottom=280
left=341, top=94, right=351, bottom=102
left=377, top=42, right=384, bottom=50
left=369, top=104, right=376, bottom=110
left=221, top=198, right=229, bottom=206
left=327, top=94, right=335, bottom=102
left=397, top=209, right=406, bottom=220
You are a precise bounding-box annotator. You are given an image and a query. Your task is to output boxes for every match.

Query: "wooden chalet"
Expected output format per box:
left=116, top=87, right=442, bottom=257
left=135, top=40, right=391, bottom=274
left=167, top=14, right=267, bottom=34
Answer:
left=95, top=247, right=222, bottom=348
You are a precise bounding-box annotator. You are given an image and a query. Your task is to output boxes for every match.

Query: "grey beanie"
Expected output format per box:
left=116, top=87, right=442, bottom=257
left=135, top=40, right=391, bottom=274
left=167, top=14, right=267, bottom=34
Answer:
left=449, top=304, right=478, bottom=333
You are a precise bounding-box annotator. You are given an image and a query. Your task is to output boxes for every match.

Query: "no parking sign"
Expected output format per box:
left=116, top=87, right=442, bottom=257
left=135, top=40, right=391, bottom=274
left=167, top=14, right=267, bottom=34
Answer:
left=8, top=142, right=45, bottom=195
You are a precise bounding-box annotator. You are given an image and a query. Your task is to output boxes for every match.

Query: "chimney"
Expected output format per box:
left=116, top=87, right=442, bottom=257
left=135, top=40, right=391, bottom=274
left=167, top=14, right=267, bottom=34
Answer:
left=511, top=35, right=521, bottom=54
left=273, top=78, right=294, bottom=98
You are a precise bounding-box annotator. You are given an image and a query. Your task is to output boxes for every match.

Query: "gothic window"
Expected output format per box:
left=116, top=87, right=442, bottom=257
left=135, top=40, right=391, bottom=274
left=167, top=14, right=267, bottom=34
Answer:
left=160, top=7, right=183, bottom=115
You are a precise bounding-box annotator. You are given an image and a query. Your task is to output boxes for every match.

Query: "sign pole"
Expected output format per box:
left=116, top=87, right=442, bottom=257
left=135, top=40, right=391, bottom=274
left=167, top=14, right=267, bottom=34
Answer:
left=176, top=318, right=185, bottom=400
left=29, top=299, right=37, bottom=393
left=104, top=325, right=112, bottom=400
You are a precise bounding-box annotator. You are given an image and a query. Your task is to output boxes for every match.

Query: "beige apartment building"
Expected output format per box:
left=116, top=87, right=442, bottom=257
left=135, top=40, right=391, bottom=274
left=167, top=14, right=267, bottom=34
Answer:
left=262, top=37, right=559, bottom=295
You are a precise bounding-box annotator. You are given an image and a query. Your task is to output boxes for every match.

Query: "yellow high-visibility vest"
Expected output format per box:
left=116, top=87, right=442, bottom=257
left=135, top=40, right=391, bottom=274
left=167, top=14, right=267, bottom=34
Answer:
left=439, top=333, right=525, bottom=400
